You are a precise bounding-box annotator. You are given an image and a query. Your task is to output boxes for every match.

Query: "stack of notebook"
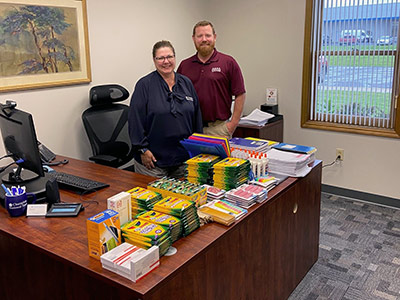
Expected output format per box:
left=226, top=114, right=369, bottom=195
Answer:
left=185, top=154, right=221, bottom=185
left=137, top=210, right=183, bottom=243
left=225, top=184, right=268, bottom=208
left=153, top=196, right=200, bottom=237
left=121, top=219, right=172, bottom=257
left=180, top=133, right=230, bottom=158
left=126, top=187, right=163, bottom=218
left=212, top=157, right=251, bottom=191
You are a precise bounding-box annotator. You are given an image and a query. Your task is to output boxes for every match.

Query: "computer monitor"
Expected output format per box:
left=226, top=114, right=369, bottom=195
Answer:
left=0, top=101, right=48, bottom=203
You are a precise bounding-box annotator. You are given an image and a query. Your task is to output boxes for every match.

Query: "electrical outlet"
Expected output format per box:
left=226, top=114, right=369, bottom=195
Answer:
left=336, top=148, right=344, bottom=161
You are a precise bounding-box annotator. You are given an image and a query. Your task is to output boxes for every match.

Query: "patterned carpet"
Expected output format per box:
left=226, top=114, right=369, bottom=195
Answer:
left=288, top=193, right=400, bottom=300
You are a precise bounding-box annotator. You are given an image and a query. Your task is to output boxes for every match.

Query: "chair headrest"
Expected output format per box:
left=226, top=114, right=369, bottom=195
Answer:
left=90, top=84, right=129, bottom=106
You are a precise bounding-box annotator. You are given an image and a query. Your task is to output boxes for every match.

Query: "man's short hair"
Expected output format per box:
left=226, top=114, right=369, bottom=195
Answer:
left=192, top=20, right=216, bottom=36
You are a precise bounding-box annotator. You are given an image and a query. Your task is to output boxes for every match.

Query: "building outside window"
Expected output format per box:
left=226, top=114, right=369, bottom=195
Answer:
left=302, top=0, right=400, bottom=138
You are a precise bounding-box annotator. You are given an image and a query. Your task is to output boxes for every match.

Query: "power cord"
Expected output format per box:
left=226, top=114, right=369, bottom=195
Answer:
left=322, top=155, right=341, bottom=168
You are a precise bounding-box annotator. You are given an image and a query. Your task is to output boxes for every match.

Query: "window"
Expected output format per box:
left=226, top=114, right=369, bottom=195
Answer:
left=302, top=0, right=400, bottom=138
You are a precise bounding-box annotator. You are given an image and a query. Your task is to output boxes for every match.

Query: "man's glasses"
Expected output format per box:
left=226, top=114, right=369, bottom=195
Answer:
left=155, top=55, right=175, bottom=61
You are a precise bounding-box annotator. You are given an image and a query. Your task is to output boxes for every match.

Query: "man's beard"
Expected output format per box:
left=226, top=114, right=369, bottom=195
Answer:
left=196, top=43, right=214, bottom=57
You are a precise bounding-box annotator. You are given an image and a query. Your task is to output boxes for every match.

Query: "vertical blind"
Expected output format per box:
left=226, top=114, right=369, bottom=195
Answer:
left=310, top=0, right=400, bottom=129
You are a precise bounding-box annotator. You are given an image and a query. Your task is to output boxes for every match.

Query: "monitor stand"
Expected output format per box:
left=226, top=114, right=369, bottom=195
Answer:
left=1, top=169, right=50, bottom=207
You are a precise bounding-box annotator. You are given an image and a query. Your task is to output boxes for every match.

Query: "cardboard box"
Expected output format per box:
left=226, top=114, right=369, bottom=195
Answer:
left=87, top=209, right=122, bottom=260
left=107, top=191, right=131, bottom=225
left=100, top=243, right=160, bottom=282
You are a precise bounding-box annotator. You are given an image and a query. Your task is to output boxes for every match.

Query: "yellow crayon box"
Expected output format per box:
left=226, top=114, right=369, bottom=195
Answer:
left=86, top=209, right=122, bottom=260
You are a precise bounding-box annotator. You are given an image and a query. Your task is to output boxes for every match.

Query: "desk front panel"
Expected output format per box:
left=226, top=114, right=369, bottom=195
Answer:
left=0, top=157, right=321, bottom=300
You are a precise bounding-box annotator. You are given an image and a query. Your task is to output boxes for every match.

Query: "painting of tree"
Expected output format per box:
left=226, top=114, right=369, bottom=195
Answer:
left=0, top=0, right=91, bottom=92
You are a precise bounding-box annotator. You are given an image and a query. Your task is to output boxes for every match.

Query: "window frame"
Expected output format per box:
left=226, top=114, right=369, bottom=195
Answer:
left=301, top=0, right=400, bottom=138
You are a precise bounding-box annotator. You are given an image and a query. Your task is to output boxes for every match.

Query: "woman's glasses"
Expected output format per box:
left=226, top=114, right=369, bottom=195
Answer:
left=154, top=55, right=175, bottom=62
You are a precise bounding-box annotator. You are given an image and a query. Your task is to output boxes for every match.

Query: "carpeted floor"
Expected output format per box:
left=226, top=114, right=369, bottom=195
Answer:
left=288, top=193, right=400, bottom=300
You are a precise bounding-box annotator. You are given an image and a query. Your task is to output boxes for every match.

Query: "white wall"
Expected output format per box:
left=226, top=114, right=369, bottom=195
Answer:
left=1, top=0, right=399, bottom=200
left=209, top=0, right=400, bottom=200
left=0, top=0, right=203, bottom=159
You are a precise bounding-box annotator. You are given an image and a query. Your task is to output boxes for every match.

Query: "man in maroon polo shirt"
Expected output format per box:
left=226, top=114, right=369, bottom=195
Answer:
left=177, top=20, right=246, bottom=139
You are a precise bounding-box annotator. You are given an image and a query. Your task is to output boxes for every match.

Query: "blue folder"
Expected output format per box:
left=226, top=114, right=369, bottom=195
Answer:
left=180, top=139, right=228, bottom=158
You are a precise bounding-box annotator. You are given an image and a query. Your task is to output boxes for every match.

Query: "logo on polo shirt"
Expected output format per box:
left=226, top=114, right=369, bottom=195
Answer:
left=185, top=96, right=193, bottom=101
left=211, top=67, right=221, bottom=73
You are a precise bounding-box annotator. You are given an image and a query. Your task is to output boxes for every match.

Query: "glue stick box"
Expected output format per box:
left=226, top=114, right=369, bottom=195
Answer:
left=87, top=209, right=122, bottom=260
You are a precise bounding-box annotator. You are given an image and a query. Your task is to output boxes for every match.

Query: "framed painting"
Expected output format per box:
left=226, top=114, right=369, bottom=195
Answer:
left=0, top=0, right=91, bottom=92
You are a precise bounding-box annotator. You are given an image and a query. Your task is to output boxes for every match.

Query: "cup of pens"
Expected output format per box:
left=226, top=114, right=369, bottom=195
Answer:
left=2, top=184, right=36, bottom=217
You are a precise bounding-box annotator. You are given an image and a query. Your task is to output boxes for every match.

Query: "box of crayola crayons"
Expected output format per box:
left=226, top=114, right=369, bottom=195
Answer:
left=87, top=209, right=122, bottom=260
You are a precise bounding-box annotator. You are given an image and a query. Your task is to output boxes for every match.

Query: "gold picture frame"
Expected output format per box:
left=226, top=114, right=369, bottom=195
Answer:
left=0, top=0, right=91, bottom=92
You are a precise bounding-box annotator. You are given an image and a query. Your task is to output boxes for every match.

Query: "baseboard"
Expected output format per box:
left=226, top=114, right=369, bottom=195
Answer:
left=322, top=184, right=400, bottom=209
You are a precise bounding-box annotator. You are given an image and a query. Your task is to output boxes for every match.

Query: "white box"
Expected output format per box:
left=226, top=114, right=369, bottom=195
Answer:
left=266, top=88, right=278, bottom=105
left=107, top=192, right=131, bottom=225
left=101, top=243, right=160, bottom=282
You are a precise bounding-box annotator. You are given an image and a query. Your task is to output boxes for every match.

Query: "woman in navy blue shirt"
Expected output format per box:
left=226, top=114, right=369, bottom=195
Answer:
left=128, top=40, right=203, bottom=178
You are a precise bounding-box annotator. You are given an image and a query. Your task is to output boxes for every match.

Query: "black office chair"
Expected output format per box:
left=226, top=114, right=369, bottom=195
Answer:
left=82, top=84, right=134, bottom=170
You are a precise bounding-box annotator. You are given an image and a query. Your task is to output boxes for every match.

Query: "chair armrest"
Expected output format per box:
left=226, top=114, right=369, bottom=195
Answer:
left=89, top=154, right=118, bottom=165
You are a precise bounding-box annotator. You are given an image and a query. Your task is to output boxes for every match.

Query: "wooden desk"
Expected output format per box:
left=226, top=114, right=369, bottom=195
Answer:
left=0, top=156, right=321, bottom=300
left=233, top=116, right=284, bottom=142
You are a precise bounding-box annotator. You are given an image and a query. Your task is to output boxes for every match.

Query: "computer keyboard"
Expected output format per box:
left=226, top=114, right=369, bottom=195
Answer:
left=47, top=171, right=109, bottom=193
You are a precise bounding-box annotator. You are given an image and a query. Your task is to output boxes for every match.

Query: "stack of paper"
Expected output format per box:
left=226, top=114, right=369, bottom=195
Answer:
left=213, top=157, right=251, bottom=191
left=137, top=210, right=183, bottom=243
left=267, top=149, right=314, bottom=177
left=100, top=243, right=159, bottom=282
left=185, top=154, right=221, bottom=185
left=153, top=197, right=200, bottom=237
left=238, top=108, right=275, bottom=126
left=121, top=219, right=172, bottom=257
left=127, top=187, right=163, bottom=217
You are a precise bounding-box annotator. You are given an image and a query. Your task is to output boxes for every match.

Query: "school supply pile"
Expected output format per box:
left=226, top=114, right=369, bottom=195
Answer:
left=267, top=149, right=314, bottom=177
left=185, top=153, right=221, bottom=185
left=100, top=243, right=159, bottom=282
left=137, top=210, right=183, bottom=243
left=126, top=187, right=163, bottom=217
left=201, top=199, right=247, bottom=221
left=121, top=219, right=172, bottom=257
left=147, top=177, right=207, bottom=207
left=213, top=157, right=251, bottom=191
left=225, top=184, right=268, bottom=208
left=153, top=196, right=200, bottom=237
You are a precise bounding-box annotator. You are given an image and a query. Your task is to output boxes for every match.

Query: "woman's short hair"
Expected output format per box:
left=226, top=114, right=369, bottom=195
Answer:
left=152, top=40, right=175, bottom=58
